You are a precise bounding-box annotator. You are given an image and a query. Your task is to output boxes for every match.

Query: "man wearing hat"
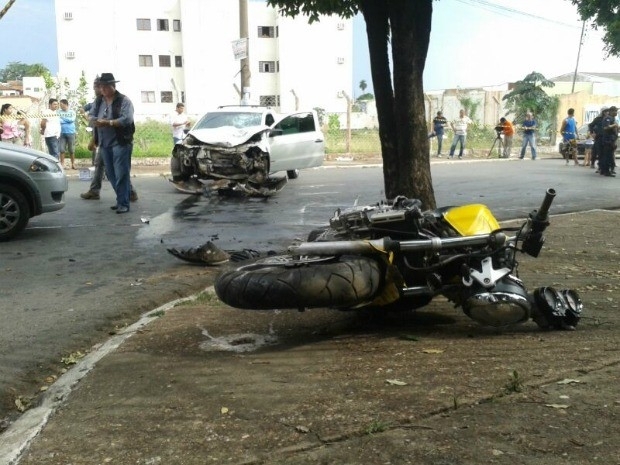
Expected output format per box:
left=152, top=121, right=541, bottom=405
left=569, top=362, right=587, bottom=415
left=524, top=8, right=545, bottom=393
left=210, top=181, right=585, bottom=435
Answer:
left=89, top=73, right=135, bottom=213
left=599, top=105, right=618, bottom=177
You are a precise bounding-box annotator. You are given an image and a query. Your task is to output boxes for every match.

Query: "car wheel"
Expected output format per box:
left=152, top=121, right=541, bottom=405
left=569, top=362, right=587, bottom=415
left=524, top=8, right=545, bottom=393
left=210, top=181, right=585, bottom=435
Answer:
left=287, top=169, right=299, bottom=179
left=0, top=184, right=31, bottom=242
left=170, top=156, right=190, bottom=182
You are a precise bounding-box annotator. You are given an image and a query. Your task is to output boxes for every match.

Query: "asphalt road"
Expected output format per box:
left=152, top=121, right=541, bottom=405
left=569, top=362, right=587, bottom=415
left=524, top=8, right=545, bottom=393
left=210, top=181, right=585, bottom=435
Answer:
left=0, top=158, right=618, bottom=419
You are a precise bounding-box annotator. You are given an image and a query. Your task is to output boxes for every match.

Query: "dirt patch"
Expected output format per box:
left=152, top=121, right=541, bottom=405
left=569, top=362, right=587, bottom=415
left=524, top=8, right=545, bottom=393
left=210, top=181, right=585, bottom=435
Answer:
left=15, top=211, right=620, bottom=464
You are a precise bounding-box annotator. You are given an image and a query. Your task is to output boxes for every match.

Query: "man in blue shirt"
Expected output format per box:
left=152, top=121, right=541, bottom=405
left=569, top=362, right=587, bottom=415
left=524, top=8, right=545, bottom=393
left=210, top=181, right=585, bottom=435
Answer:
left=519, top=112, right=537, bottom=160
left=560, top=108, right=578, bottom=165
left=58, top=99, right=77, bottom=169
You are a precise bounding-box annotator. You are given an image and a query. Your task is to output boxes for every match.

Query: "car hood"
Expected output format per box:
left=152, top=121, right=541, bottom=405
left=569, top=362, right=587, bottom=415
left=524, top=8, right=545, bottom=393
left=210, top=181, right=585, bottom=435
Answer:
left=187, top=125, right=270, bottom=147
left=0, top=141, right=60, bottom=163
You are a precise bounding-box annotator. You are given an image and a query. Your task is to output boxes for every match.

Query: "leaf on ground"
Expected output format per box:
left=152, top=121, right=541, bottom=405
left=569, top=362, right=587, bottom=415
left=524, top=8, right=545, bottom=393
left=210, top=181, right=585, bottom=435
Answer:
left=545, top=404, right=570, bottom=409
left=386, top=379, right=408, bottom=386
left=220, top=407, right=229, bottom=414
left=422, top=349, right=444, bottom=354
left=557, top=379, right=581, bottom=385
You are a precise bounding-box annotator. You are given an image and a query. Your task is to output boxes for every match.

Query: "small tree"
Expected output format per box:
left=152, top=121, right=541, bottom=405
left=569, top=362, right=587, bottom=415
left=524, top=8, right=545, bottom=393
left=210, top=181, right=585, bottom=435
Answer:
left=502, top=71, right=559, bottom=140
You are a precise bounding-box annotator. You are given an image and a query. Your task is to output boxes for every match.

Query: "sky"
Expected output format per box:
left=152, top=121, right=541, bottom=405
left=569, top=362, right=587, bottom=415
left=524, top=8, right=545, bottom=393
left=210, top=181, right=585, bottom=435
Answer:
left=2, top=0, right=620, bottom=97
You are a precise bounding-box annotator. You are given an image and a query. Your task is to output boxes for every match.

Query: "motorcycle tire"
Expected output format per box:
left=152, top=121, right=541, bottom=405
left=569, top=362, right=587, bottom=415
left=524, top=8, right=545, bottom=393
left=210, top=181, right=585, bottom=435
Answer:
left=215, top=255, right=383, bottom=310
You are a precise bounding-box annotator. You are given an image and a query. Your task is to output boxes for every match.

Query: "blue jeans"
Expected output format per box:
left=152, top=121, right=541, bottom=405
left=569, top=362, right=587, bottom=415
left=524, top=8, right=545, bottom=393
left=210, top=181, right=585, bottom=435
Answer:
left=520, top=133, right=537, bottom=159
left=449, top=134, right=466, bottom=157
left=45, top=136, right=60, bottom=159
left=100, top=143, right=132, bottom=209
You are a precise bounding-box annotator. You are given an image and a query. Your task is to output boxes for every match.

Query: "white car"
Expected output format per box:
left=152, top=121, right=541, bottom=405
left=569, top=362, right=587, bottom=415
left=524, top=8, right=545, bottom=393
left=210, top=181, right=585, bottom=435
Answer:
left=170, top=106, right=325, bottom=196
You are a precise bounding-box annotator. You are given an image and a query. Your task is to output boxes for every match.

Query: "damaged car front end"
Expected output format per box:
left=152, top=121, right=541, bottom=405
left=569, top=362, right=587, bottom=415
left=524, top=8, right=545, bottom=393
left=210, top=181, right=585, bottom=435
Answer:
left=170, top=125, right=287, bottom=196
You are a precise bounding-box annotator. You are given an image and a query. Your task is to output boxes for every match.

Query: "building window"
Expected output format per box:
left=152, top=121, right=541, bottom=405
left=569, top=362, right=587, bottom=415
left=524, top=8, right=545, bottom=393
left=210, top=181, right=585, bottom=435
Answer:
left=174, top=56, right=183, bottom=67
left=139, top=55, right=153, bottom=67
left=157, top=19, right=169, bottom=31
left=260, top=95, right=280, bottom=107
left=159, top=55, right=171, bottom=67
left=161, top=91, right=173, bottom=103
left=173, top=19, right=181, bottom=32
left=259, top=61, right=276, bottom=73
left=141, top=91, right=156, bottom=103
left=137, top=18, right=151, bottom=30
left=258, top=26, right=275, bottom=38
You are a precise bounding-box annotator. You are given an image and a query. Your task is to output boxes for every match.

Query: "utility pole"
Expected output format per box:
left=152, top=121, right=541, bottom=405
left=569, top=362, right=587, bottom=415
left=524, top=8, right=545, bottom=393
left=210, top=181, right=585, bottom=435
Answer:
left=571, top=21, right=586, bottom=94
left=239, top=0, right=251, bottom=105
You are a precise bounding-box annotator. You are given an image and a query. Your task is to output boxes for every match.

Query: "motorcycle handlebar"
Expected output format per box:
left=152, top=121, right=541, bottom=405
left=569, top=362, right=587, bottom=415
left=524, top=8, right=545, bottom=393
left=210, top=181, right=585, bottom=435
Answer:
left=289, top=233, right=508, bottom=257
left=533, top=188, right=556, bottom=222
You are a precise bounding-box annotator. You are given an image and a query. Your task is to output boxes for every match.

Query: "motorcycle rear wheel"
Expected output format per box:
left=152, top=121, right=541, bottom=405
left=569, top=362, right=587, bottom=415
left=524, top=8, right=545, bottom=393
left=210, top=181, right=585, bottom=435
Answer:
left=215, top=255, right=383, bottom=310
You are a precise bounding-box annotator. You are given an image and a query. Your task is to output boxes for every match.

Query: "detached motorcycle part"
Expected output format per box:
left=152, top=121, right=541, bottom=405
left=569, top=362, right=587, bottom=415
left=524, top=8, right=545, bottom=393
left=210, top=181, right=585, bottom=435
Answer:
left=215, top=255, right=383, bottom=310
left=531, top=286, right=581, bottom=330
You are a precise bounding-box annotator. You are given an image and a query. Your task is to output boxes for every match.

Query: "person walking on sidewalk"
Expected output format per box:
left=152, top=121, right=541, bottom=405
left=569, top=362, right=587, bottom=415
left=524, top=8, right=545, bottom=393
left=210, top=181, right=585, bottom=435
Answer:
left=89, top=73, right=135, bottom=214
left=448, top=109, right=472, bottom=159
left=518, top=112, right=538, bottom=160
left=58, top=99, right=77, bottom=169
left=82, top=76, right=137, bottom=202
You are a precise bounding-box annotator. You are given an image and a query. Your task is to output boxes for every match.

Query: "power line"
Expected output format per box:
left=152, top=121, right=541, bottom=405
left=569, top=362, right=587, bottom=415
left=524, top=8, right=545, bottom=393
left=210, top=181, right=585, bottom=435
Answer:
left=454, top=0, right=582, bottom=29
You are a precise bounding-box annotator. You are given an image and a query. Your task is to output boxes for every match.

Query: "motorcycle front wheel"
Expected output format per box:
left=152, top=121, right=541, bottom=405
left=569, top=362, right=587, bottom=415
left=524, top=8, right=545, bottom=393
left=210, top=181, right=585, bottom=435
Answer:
left=215, top=255, right=383, bottom=310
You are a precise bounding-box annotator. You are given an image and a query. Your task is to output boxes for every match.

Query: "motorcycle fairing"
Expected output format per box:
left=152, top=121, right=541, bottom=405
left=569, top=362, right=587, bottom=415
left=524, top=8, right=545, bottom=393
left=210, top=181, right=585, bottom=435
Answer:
left=442, top=204, right=501, bottom=236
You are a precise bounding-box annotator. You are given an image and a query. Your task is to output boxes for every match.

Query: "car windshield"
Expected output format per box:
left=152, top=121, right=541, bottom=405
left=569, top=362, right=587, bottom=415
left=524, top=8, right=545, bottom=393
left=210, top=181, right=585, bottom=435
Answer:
left=193, top=112, right=263, bottom=129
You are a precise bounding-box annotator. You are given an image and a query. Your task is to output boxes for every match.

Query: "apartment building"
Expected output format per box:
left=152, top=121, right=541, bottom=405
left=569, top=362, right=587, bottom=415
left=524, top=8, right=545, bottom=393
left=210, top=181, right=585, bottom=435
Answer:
left=54, top=0, right=353, bottom=120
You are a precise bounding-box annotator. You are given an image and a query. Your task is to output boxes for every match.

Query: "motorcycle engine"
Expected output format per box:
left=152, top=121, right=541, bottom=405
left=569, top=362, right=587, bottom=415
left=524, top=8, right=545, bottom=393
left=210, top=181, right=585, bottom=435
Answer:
left=462, top=275, right=531, bottom=327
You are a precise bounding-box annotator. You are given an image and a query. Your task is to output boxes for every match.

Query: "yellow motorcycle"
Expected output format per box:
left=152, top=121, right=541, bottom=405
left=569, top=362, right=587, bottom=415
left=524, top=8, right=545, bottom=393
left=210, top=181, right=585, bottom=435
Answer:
left=215, top=189, right=582, bottom=330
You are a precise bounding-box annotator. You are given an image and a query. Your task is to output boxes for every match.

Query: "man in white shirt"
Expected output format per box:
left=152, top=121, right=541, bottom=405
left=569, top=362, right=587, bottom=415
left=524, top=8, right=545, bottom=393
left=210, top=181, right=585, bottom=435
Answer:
left=170, top=103, right=189, bottom=145
left=449, top=109, right=473, bottom=159
left=40, top=98, right=61, bottom=159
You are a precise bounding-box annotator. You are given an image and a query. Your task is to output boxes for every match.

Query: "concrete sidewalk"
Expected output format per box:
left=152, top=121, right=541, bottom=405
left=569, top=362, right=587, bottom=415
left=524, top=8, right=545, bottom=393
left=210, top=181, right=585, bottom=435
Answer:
left=3, top=209, right=620, bottom=465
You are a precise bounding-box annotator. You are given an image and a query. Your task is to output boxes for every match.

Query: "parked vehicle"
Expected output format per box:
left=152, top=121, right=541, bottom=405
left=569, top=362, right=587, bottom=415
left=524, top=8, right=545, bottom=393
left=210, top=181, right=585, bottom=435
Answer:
left=215, top=189, right=582, bottom=331
left=0, top=142, right=68, bottom=241
left=170, top=106, right=325, bottom=196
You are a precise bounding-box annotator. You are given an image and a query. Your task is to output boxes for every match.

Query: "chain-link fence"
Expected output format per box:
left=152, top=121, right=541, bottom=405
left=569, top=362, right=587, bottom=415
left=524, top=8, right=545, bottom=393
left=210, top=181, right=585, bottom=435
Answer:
left=12, top=112, right=558, bottom=163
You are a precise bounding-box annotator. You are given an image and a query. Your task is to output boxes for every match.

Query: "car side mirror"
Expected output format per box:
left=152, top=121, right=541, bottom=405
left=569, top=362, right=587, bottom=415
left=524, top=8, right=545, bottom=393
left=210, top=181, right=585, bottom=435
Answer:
left=183, top=128, right=190, bottom=135
left=269, top=128, right=283, bottom=137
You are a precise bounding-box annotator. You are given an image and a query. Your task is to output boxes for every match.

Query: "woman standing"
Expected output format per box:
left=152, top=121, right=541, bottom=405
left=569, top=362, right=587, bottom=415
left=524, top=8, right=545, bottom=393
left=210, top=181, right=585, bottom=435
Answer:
left=0, top=104, right=31, bottom=146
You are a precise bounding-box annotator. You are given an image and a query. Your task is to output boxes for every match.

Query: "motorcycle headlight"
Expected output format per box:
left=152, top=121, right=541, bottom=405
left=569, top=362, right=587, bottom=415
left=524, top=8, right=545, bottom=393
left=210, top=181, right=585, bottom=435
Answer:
left=532, top=287, right=582, bottom=330
left=463, top=276, right=531, bottom=327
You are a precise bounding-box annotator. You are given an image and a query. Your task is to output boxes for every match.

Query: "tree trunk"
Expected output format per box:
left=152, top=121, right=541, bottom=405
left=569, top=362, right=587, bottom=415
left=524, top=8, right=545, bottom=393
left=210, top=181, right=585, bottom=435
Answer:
left=389, top=0, right=435, bottom=208
left=360, top=0, right=435, bottom=208
left=358, top=1, right=398, bottom=201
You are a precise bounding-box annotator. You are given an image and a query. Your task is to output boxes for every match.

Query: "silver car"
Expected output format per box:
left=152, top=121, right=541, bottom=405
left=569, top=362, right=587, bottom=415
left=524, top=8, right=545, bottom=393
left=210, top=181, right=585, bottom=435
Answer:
left=0, top=142, right=68, bottom=241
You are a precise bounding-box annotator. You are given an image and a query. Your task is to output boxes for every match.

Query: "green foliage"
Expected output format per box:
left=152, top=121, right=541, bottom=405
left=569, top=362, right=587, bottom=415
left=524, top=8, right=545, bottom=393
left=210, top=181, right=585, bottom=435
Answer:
left=457, top=96, right=481, bottom=121
left=357, top=92, right=375, bottom=101
left=504, top=370, right=524, bottom=393
left=327, top=113, right=341, bottom=137
left=573, top=0, right=620, bottom=57
left=365, top=418, right=389, bottom=435
left=0, top=62, right=50, bottom=81
left=359, top=79, right=367, bottom=93
left=502, top=71, right=560, bottom=138
left=313, top=106, right=326, bottom=126
left=266, top=0, right=358, bottom=23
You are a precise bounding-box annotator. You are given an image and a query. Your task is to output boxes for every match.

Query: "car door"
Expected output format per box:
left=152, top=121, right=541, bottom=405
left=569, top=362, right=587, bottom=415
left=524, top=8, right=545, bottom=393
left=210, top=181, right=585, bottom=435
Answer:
left=267, top=111, right=325, bottom=173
